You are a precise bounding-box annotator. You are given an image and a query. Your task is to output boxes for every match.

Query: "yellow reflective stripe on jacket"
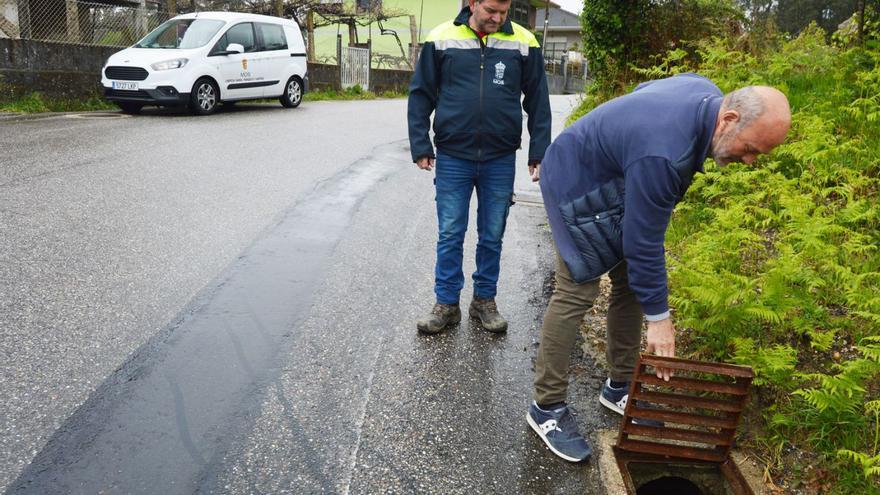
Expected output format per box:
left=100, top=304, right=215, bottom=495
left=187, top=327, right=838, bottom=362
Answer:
left=510, top=22, right=540, bottom=48
left=487, top=38, right=528, bottom=56
left=426, top=20, right=539, bottom=55
left=434, top=38, right=481, bottom=51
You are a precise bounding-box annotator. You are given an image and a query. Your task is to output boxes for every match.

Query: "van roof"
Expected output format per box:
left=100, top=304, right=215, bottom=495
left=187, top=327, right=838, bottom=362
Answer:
left=174, top=11, right=299, bottom=26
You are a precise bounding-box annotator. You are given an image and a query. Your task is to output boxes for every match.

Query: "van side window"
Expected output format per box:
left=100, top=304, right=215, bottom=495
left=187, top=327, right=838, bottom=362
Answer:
left=217, top=22, right=256, bottom=53
left=258, top=23, right=287, bottom=51
left=209, top=33, right=227, bottom=55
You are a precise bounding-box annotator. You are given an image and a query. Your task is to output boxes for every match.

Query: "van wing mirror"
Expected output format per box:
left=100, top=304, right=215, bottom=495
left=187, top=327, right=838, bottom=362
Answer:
left=226, top=43, right=244, bottom=55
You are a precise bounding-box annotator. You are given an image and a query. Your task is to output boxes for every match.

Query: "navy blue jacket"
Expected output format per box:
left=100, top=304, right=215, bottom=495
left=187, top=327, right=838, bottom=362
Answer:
left=539, top=73, right=723, bottom=318
left=407, top=7, right=551, bottom=164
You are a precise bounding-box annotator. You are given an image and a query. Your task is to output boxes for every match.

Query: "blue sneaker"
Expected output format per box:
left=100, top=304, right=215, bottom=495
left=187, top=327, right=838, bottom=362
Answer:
left=599, top=378, right=629, bottom=415
left=527, top=401, right=592, bottom=462
left=600, top=378, right=664, bottom=427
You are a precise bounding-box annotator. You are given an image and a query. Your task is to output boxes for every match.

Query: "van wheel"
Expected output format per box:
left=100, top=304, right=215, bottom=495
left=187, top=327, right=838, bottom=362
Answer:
left=280, top=77, right=303, bottom=108
left=190, top=78, right=219, bottom=115
left=117, top=102, right=143, bottom=114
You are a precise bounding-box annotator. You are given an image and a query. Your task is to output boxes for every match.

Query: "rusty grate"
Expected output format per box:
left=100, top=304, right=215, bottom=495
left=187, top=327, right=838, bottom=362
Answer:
left=617, top=354, right=755, bottom=463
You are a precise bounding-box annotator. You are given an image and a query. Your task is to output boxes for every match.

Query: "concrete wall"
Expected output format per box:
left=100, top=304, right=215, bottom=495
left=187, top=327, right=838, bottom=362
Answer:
left=370, top=66, right=412, bottom=94
left=305, top=62, right=340, bottom=92
left=0, top=38, right=117, bottom=100
left=0, top=38, right=413, bottom=102
left=546, top=72, right=587, bottom=95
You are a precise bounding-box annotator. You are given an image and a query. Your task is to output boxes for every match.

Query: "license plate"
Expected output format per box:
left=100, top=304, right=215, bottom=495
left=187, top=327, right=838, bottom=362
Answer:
left=112, top=81, right=138, bottom=90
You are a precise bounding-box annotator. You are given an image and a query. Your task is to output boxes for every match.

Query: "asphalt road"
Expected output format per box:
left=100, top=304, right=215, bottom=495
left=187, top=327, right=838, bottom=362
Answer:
left=0, top=96, right=615, bottom=494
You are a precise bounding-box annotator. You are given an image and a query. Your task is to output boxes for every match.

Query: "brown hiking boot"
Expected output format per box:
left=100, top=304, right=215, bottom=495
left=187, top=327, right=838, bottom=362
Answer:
left=469, top=297, right=508, bottom=333
left=417, top=303, right=461, bottom=334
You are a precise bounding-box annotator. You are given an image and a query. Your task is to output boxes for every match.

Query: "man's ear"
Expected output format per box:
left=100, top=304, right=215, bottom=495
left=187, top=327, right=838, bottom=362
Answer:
left=716, top=109, right=740, bottom=133
left=721, top=109, right=740, bottom=125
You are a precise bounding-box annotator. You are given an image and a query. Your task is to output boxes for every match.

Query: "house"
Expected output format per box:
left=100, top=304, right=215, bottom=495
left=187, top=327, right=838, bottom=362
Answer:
left=311, top=0, right=559, bottom=69
left=535, top=6, right=581, bottom=62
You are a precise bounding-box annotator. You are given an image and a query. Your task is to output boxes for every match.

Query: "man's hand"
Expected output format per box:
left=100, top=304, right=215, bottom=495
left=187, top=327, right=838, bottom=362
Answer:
left=416, top=156, right=435, bottom=171
left=528, top=163, right=540, bottom=182
left=645, top=318, right=676, bottom=381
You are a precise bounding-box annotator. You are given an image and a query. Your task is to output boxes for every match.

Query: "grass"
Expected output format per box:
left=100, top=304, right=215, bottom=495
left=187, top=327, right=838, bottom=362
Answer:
left=0, top=92, right=117, bottom=114
left=0, top=87, right=407, bottom=115
left=303, top=85, right=407, bottom=101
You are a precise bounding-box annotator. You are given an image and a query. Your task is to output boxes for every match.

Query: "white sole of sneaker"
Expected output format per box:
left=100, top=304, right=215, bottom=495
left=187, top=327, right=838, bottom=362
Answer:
left=526, top=412, right=587, bottom=463
left=599, top=395, right=625, bottom=415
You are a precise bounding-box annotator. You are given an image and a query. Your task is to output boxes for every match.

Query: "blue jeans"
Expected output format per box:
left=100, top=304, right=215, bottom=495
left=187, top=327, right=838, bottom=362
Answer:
left=434, top=152, right=515, bottom=305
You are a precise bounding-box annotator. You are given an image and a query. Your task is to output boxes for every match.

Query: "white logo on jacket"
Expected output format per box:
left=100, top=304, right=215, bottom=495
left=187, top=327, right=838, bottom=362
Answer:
left=493, top=61, right=506, bottom=85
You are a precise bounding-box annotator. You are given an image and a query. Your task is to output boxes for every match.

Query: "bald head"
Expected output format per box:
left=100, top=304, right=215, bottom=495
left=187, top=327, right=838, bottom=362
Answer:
left=711, top=85, right=791, bottom=166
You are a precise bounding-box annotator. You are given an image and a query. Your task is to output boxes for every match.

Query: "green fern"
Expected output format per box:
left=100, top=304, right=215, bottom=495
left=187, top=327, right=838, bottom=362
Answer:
left=573, top=22, right=880, bottom=491
left=838, top=449, right=880, bottom=479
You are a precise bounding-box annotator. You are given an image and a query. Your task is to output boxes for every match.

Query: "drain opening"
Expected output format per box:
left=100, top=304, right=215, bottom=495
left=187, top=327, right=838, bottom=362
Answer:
left=637, top=476, right=704, bottom=495
left=612, top=355, right=756, bottom=495
left=622, top=459, right=728, bottom=495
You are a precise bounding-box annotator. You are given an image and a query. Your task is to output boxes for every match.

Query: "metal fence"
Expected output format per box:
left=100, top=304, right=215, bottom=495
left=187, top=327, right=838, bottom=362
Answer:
left=341, top=44, right=369, bottom=90
left=545, top=57, right=587, bottom=80
left=0, top=0, right=172, bottom=47
left=336, top=34, right=369, bottom=90
left=544, top=56, right=588, bottom=94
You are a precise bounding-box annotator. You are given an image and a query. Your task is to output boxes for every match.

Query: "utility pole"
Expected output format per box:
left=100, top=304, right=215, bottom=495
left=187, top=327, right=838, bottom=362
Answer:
left=541, top=0, right=550, bottom=57
left=307, top=9, right=315, bottom=61
left=418, top=0, right=424, bottom=44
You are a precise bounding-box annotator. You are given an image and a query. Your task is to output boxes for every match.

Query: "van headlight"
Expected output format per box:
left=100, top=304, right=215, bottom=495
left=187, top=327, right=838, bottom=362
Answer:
left=151, top=58, right=188, bottom=71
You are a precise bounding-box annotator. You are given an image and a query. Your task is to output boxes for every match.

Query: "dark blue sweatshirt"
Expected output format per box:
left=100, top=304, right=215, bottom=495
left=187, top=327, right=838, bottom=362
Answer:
left=539, top=73, right=723, bottom=319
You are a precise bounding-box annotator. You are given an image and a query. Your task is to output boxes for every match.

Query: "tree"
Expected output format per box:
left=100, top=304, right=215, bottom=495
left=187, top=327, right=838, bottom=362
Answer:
left=736, top=0, right=879, bottom=37
left=580, top=0, right=651, bottom=92
left=776, top=0, right=860, bottom=35
left=581, top=0, right=742, bottom=94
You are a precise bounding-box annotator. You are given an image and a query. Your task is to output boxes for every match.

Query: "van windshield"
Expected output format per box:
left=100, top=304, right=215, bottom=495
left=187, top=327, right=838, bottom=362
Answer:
left=135, top=19, right=225, bottom=49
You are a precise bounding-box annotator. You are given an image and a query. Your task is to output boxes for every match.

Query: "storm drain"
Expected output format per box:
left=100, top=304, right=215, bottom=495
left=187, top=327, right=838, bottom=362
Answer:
left=613, top=354, right=755, bottom=495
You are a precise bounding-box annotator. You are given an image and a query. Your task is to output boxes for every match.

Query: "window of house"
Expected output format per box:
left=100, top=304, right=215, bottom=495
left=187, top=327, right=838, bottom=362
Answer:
left=544, top=41, right=567, bottom=61
left=509, top=0, right=530, bottom=26
left=357, top=0, right=381, bottom=12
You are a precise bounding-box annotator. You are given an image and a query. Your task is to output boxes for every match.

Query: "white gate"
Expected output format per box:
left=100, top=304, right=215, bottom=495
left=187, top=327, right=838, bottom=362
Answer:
left=341, top=46, right=370, bottom=91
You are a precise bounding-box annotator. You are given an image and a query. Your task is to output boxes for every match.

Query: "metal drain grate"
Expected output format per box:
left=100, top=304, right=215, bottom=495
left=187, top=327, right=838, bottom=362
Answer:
left=617, top=354, right=755, bottom=463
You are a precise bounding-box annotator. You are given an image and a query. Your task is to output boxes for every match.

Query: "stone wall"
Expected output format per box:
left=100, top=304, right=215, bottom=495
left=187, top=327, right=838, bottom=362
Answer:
left=305, top=62, right=340, bottom=92
left=370, top=67, right=412, bottom=94
left=0, top=39, right=414, bottom=102
left=0, top=38, right=117, bottom=100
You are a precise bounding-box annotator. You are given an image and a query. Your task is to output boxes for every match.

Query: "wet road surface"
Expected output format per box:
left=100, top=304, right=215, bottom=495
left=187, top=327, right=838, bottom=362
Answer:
left=2, top=97, right=617, bottom=494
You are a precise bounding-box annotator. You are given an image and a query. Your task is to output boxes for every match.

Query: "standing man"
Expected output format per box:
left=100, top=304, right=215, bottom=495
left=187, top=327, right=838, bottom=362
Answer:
left=408, top=0, right=551, bottom=335
left=526, top=74, right=791, bottom=462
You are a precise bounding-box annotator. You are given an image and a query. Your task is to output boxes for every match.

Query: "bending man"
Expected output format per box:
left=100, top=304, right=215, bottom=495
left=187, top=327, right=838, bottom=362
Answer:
left=527, top=73, right=791, bottom=462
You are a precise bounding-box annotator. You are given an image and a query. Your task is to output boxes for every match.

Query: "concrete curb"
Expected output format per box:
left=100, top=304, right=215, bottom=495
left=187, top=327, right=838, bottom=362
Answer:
left=0, top=110, right=128, bottom=122
left=0, top=111, right=61, bottom=122
left=597, top=429, right=628, bottom=495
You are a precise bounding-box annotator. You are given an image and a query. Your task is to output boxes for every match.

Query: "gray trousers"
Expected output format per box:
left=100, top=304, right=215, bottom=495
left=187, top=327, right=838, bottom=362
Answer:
left=533, top=251, right=644, bottom=405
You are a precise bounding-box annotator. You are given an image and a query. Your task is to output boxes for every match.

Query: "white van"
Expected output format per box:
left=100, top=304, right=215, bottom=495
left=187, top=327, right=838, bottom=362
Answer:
left=101, top=12, right=308, bottom=115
